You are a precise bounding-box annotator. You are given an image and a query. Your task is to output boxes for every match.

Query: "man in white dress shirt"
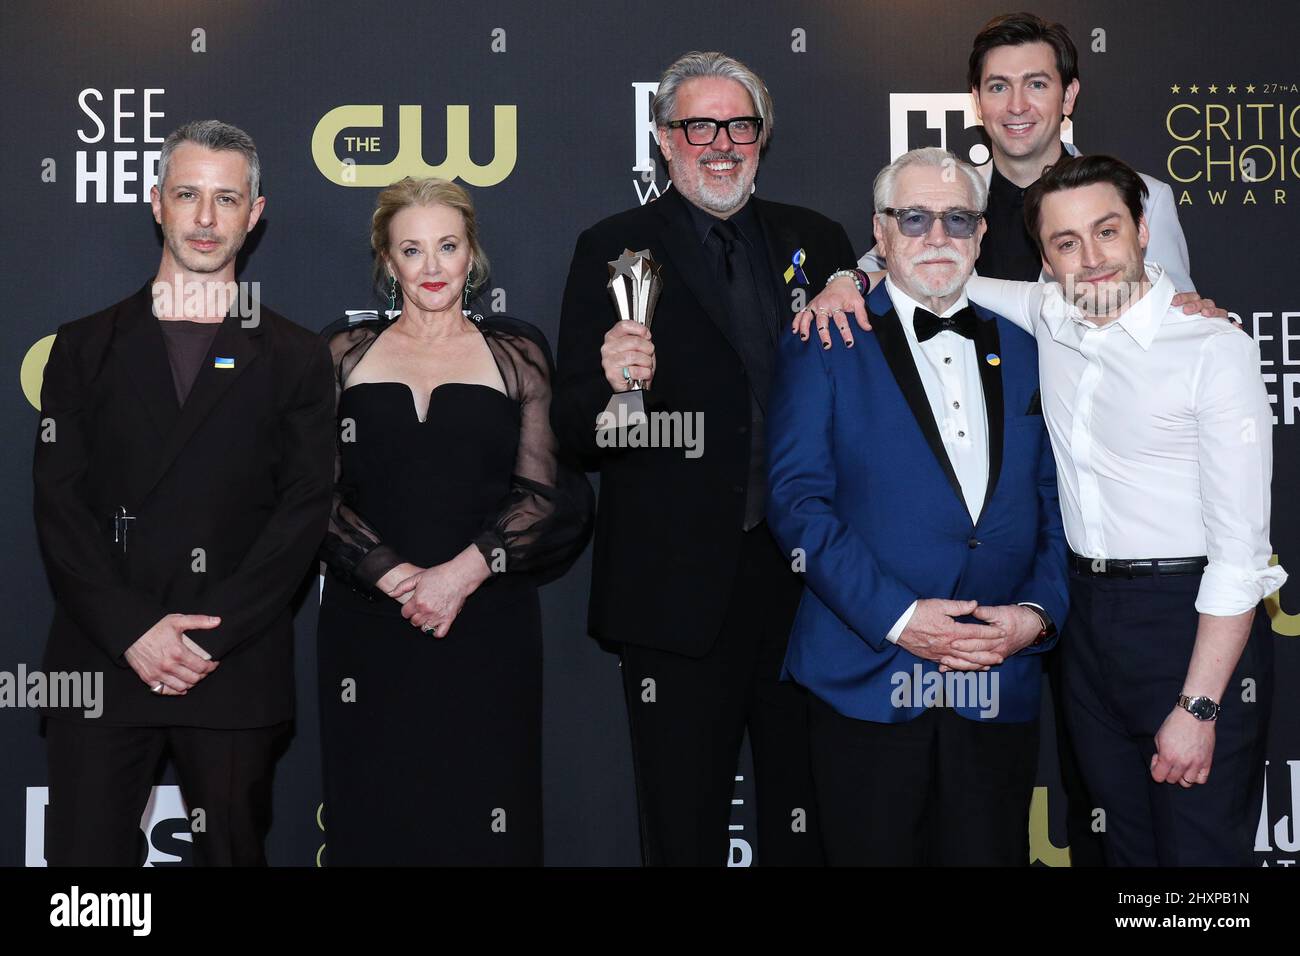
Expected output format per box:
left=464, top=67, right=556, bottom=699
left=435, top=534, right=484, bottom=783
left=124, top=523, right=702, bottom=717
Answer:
left=963, top=154, right=1283, bottom=865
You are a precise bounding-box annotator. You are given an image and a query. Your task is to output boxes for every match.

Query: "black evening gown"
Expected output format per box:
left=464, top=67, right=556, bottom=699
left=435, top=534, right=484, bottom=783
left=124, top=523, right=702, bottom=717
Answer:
left=316, top=315, right=592, bottom=866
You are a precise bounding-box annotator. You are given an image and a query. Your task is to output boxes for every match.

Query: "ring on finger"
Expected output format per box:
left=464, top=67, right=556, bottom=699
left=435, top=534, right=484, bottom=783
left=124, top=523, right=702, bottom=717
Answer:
left=151, top=682, right=164, bottom=694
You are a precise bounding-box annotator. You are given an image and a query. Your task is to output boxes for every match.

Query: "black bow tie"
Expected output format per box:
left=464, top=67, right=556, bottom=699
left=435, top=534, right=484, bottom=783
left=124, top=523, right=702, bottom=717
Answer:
left=913, top=306, right=978, bottom=342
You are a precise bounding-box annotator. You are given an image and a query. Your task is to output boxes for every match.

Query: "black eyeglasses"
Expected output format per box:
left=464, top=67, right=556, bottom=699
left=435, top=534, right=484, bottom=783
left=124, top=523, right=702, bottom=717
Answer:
left=666, top=116, right=763, bottom=146
left=882, top=207, right=985, bottom=239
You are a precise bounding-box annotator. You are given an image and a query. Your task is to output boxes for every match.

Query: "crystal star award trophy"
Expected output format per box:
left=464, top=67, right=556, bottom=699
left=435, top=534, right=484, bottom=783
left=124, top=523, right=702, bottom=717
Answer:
left=596, top=248, right=662, bottom=441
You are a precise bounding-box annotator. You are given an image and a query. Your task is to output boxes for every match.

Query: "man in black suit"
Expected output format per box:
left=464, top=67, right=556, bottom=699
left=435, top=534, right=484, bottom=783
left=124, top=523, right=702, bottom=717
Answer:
left=553, top=51, right=856, bottom=865
left=33, top=120, right=335, bottom=866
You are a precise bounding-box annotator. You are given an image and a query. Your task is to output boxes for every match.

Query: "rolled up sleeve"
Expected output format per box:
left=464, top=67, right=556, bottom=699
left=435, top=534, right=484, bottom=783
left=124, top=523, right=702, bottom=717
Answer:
left=1192, top=328, right=1287, bottom=614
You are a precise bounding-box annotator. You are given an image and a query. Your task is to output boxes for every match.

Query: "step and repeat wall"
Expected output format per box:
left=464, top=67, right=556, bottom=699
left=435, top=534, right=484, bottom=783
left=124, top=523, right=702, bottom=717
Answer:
left=2, top=0, right=1297, bottom=866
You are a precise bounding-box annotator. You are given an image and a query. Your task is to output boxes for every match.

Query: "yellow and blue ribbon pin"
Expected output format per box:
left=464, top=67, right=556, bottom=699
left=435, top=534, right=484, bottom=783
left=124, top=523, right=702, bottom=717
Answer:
left=784, top=248, right=808, bottom=284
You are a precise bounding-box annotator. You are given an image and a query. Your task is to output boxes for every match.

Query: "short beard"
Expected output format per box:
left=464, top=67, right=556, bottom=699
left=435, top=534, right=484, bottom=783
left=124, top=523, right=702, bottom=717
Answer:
left=673, top=152, right=754, bottom=215
left=164, top=230, right=237, bottom=275
left=1066, top=258, right=1146, bottom=316
left=904, top=249, right=970, bottom=300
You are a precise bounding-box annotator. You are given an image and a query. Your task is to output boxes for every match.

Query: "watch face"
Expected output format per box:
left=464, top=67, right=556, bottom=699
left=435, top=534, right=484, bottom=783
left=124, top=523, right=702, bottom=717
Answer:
left=1186, top=696, right=1219, bottom=720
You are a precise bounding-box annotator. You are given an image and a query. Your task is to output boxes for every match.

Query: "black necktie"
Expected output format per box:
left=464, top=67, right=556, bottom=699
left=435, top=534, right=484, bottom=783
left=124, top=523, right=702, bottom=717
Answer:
left=710, top=217, right=773, bottom=531
left=709, top=219, right=776, bottom=385
left=913, top=306, right=978, bottom=343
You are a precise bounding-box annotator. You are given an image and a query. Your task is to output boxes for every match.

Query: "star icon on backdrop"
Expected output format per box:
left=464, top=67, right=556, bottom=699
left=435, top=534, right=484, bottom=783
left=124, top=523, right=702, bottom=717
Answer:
left=1208, top=84, right=1218, bottom=93
left=1189, top=84, right=1199, bottom=93
left=1171, top=83, right=1181, bottom=93
left=1246, top=83, right=1256, bottom=93
left=1227, top=84, right=1237, bottom=93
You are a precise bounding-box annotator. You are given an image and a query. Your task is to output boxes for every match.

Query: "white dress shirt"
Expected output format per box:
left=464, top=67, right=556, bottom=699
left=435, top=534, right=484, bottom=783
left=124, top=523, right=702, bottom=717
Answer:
left=882, top=278, right=989, bottom=642
left=967, top=262, right=1287, bottom=615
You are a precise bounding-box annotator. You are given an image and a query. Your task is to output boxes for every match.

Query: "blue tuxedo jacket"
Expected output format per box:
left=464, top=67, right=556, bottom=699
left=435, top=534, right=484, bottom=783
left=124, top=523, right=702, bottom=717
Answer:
left=766, top=281, right=1068, bottom=723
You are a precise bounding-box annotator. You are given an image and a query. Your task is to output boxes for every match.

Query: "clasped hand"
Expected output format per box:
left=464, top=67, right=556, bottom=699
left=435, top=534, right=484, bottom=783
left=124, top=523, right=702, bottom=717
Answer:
left=380, top=547, right=492, bottom=638
left=896, top=599, right=1043, bottom=671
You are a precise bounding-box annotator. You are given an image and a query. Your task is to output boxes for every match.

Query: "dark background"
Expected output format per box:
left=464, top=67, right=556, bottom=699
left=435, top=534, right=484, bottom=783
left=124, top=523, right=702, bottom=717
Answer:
left=2, top=0, right=1296, bottom=866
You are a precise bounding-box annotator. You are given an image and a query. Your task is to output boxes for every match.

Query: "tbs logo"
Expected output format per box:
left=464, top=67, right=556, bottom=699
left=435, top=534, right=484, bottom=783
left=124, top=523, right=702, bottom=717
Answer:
left=887, top=92, right=1074, bottom=164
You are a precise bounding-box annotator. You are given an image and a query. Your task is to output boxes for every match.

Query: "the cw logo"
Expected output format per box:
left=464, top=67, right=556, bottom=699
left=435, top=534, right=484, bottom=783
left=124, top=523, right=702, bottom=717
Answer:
left=311, top=104, right=517, bottom=187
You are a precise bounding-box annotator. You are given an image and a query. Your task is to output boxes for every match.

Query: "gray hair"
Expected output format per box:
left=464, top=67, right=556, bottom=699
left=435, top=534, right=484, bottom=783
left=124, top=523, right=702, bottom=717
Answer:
left=651, top=51, right=775, bottom=148
left=872, top=147, right=987, bottom=216
left=157, top=120, right=261, bottom=200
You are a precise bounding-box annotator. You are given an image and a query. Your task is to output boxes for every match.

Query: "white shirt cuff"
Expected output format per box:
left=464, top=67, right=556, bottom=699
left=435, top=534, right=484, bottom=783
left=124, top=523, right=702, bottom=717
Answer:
left=1194, top=561, right=1288, bottom=616
left=886, top=600, right=918, bottom=644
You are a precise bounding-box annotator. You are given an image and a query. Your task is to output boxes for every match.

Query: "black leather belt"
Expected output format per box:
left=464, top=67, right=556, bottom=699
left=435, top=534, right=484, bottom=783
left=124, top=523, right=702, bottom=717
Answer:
left=1068, top=551, right=1208, bottom=578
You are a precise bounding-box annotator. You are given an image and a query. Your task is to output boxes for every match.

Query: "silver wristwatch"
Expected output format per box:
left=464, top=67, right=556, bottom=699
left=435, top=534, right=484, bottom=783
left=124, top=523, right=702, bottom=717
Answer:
left=1176, top=694, right=1221, bottom=721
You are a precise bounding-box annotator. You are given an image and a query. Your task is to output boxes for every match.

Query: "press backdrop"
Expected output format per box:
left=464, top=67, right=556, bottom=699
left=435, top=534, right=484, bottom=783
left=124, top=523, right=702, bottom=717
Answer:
left=2, top=0, right=1297, bottom=866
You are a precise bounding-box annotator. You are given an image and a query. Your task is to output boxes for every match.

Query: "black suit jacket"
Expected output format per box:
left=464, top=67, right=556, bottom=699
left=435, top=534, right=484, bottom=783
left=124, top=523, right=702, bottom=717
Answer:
left=552, top=186, right=856, bottom=656
left=33, top=281, right=335, bottom=727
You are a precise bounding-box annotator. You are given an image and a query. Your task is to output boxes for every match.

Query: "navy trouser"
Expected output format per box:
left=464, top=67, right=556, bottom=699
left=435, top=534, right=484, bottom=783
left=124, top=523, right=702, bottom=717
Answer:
left=1062, top=569, right=1272, bottom=866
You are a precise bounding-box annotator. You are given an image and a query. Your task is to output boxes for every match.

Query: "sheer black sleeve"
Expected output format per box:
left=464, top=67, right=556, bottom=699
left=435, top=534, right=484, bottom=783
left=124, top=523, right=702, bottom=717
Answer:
left=317, top=320, right=405, bottom=599
left=474, top=318, right=595, bottom=584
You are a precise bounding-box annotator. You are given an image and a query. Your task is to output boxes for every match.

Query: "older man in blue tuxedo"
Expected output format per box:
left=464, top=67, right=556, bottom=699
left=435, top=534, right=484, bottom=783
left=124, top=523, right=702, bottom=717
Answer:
left=766, top=147, right=1068, bottom=865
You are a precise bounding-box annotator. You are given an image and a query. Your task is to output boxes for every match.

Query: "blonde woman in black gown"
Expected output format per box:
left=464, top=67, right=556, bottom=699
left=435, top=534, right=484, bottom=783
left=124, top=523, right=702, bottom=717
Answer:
left=317, top=177, right=592, bottom=865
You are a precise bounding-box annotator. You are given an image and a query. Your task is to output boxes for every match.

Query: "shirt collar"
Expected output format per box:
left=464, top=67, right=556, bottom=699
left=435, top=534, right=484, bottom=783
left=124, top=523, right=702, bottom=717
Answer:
left=1046, top=261, right=1175, bottom=351
left=683, top=194, right=760, bottom=247
left=885, top=275, right=972, bottom=346
left=1112, top=263, right=1175, bottom=350
left=989, top=141, right=1077, bottom=196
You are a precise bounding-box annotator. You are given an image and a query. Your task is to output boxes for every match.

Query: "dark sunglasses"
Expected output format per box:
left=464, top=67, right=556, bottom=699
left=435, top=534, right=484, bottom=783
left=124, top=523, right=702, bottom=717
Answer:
left=882, top=207, right=985, bottom=239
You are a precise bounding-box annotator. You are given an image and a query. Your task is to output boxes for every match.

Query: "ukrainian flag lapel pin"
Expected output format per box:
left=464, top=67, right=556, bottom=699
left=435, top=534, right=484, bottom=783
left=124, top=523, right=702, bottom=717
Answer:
left=985, top=353, right=1001, bottom=367
left=214, top=356, right=235, bottom=369
left=784, top=248, right=808, bottom=285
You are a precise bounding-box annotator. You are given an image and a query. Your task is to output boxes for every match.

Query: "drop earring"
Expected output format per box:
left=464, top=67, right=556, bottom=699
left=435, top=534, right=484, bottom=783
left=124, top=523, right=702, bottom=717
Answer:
left=387, top=274, right=397, bottom=316
left=463, top=268, right=474, bottom=310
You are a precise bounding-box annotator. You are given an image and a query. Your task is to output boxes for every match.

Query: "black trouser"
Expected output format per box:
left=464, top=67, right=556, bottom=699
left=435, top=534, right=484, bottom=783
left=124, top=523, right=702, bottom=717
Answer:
left=1043, top=642, right=1107, bottom=866
left=44, top=718, right=289, bottom=867
left=1062, top=570, right=1272, bottom=866
left=618, top=523, right=822, bottom=866
left=807, top=693, right=1039, bottom=866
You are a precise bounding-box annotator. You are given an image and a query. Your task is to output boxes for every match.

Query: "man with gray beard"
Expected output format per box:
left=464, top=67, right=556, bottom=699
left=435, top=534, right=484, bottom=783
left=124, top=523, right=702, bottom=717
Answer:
left=766, top=147, right=1067, bottom=864
left=553, top=51, right=856, bottom=865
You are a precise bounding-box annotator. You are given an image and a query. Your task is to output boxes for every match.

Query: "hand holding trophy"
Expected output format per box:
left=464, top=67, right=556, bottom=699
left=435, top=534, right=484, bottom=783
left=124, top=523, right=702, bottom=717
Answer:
left=596, top=248, right=663, bottom=441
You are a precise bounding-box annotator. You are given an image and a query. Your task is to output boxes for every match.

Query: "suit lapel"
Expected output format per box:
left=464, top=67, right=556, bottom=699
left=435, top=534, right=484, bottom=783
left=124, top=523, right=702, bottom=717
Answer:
left=754, top=197, right=800, bottom=346
left=112, top=280, right=265, bottom=506
left=972, top=312, right=1004, bottom=522
left=114, top=283, right=182, bottom=441
left=869, top=292, right=967, bottom=511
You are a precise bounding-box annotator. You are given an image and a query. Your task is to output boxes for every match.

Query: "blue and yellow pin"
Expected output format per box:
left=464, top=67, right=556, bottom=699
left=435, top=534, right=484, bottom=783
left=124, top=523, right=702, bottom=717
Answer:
left=784, top=248, right=808, bottom=284
left=214, top=356, right=235, bottom=369
left=985, top=353, right=1001, bottom=367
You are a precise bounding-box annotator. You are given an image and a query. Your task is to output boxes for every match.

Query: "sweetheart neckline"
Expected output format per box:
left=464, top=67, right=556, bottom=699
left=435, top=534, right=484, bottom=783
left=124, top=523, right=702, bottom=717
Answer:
left=342, top=381, right=513, bottom=424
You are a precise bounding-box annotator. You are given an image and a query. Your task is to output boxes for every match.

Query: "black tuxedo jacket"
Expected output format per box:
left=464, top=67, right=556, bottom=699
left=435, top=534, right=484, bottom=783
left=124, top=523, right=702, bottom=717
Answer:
left=552, top=186, right=855, bottom=656
left=33, top=281, right=335, bottom=727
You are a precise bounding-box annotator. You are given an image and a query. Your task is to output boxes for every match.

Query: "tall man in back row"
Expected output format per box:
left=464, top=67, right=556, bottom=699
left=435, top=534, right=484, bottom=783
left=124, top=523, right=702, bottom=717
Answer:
left=553, top=51, right=856, bottom=865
